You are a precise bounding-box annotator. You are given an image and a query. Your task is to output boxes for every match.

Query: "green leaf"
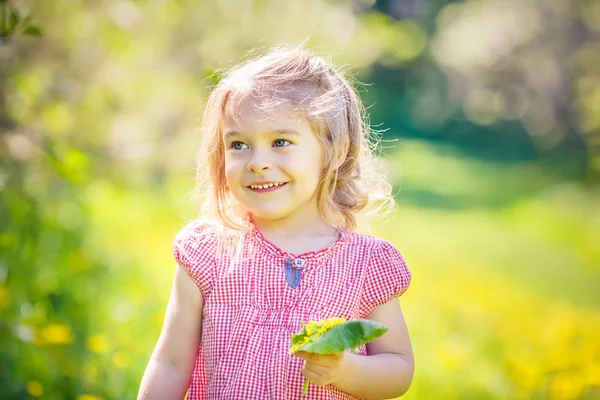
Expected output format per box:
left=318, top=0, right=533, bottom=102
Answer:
left=9, top=9, right=19, bottom=30
left=294, top=319, right=388, bottom=354
left=23, top=25, right=42, bottom=36
left=20, top=14, right=32, bottom=26
left=0, top=6, right=7, bottom=35
left=290, top=325, right=308, bottom=348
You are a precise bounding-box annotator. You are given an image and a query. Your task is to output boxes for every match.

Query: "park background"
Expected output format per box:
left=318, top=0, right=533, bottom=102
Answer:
left=1, top=0, right=599, bottom=399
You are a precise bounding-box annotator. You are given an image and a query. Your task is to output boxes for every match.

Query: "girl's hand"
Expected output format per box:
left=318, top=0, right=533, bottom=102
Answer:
left=294, top=351, right=348, bottom=388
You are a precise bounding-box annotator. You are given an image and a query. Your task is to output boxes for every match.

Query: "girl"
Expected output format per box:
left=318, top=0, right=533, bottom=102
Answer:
left=138, top=45, right=413, bottom=400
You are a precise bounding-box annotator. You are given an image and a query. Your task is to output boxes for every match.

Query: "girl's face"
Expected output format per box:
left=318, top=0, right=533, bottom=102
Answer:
left=222, top=96, right=326, bottom=226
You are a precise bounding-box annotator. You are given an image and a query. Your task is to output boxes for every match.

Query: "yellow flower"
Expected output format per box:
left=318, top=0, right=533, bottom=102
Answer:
left=27, top=381, right=43, bottom=397
left=549, top=372, right=584, bottom=400
left=323, top=318, right=345, bottom=330
left=77, top=395, right=104, bottom=400
left=40, top=324, right=73, bottom=345
left=290, top=317, right=346, bottom=353
left=112, top=352, right=130, bottom=369
left=305, top=322, right=317, bottom=336
left=0, top=287, right=9, bottom=308
left=87, top=334, right=109, bottom=354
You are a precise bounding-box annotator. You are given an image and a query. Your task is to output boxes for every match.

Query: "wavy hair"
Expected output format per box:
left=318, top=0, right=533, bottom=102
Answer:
left=194, top=44, right=394, bottom=231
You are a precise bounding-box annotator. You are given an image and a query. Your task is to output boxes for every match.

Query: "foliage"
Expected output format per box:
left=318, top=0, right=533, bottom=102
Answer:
left=290, top=318, right=388, bottom=395
left=2, top=0, right=599, bottom=399
left=0, top=1, right=41, bottom=43
left=290, top=318, right=388, bottom=355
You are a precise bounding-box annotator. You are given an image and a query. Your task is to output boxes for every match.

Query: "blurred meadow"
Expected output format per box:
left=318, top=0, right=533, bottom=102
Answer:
left=1, top=0, right=600, bottom=399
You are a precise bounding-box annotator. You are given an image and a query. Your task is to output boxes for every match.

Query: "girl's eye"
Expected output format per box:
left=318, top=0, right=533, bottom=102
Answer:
left=231, top=141, right=248, bottom=150
left=273, top=139, right=291, bottom=148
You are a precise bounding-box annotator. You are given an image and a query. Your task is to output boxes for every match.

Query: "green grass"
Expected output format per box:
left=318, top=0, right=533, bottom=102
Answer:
left=79, top=143, right=600, bottom=399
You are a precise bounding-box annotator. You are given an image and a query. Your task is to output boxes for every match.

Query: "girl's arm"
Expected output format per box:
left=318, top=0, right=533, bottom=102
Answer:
left=137, top=265, right=204, bottom=400
left=337, top=298, right=414, bottom=399
left=297, top=298, right=414, bottom=399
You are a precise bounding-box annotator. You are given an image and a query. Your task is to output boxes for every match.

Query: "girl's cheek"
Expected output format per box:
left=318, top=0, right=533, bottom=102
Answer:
left=223, top=162, right=239, bottom=181
left=224, top=154, right=243, bottom=169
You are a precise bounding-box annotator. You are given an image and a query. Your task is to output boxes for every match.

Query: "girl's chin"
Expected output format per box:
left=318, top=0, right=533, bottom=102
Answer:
left=246, top=209, right=289, bottom=220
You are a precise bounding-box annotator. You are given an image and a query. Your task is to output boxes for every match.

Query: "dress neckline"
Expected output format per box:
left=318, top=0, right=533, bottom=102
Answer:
left=249, top=222, right=350, bottom=261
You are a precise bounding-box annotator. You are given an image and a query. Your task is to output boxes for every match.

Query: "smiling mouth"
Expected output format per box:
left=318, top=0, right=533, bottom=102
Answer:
left=247, top=182, right=288, bottom=192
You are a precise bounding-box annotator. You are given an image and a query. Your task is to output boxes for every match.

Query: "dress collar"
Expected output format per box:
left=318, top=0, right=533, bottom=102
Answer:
left=247, top=215, right=349, bottom=262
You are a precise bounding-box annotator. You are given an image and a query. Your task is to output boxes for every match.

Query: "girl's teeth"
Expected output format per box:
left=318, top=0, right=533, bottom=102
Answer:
left=251, top=182, right=284, bottom=189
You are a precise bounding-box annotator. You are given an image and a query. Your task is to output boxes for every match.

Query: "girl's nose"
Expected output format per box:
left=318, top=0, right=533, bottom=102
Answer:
left=247, top=154, right=272, bottom=173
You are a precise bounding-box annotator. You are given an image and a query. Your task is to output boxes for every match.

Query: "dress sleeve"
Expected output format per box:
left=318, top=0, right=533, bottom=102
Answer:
left=359, top=240, right=412, bottom=317
left=172, top=220, right=217, bottom=299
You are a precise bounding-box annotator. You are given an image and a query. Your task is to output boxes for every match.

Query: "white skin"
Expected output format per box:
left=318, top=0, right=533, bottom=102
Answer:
left=222, top=95, right=339, bottom=250
left=222, top=95, right=414, bottom=398
left=138, top=92, right=414, bottom=400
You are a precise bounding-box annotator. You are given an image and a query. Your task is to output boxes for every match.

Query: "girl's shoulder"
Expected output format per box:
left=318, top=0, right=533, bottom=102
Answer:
left=344, top=230, right=411, bottom=286
left=348, top=232, right=412, bottom=316
left=345, top=230, right=400, bottom=254
left=172, top=218, right=247, bottom=262
left=172, top=218, right=220, bottom=263
left=172, top=218, right=234, bottom=298
left=174, top=218, right=220, bottom=243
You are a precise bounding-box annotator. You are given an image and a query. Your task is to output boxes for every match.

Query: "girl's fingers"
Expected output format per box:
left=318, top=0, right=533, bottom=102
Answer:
left=294, top=351, right=343, bottom=367
left=302, top=363, right=331, bottom=386
left=293, top=351, right=312, bottom=360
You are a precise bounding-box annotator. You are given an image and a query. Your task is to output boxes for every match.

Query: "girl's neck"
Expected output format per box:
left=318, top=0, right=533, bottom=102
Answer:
left=250, top=213, right=337, bottom=240
left=251, top=214, right=341, bottom=256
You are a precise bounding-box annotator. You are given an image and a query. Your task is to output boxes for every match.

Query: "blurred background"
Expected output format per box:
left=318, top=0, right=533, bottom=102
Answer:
left=1, top=0, right=599, bottom=399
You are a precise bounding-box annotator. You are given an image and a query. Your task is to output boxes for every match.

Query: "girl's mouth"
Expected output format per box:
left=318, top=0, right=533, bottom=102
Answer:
left=247, top=182, right=288, bottom=193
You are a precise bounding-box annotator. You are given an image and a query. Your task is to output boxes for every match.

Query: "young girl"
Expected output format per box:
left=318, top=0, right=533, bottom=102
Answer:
left=138, top=45, right=413, bottom=400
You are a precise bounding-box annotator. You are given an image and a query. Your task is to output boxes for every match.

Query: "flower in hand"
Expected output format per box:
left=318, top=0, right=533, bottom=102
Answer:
left=290, top=317, right=388, bottom=396
left=294, top=350, right=346, bottom=388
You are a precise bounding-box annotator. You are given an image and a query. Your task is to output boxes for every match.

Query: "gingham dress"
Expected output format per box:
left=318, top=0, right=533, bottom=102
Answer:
left=172, top=219, right=412, bottom=400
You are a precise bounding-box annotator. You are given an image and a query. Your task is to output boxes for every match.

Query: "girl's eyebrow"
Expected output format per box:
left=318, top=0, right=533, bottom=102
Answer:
left=223, top=129, right=302, bottom=139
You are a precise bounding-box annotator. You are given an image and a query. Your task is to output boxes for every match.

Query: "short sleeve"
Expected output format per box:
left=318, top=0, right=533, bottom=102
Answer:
left=172, top=220, right=218, bottom=299
left=359, top=240, right=412, bottom=317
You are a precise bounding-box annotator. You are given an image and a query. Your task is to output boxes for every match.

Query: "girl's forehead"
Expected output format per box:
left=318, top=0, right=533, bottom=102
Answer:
left=224, top=81, right=320, bottom=117
left=223, top=92, right=309, bottom=132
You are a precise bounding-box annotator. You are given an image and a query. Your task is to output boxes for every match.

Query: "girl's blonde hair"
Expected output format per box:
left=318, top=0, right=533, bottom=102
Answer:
left=194, top=44, right=394, bottom=231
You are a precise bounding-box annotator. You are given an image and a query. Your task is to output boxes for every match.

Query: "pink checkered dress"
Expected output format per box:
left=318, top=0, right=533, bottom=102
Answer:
left=172, top=219, right=412, bottom=400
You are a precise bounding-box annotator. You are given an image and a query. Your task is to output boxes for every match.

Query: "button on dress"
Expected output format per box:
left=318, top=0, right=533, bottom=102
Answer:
left=172, top=219, right=412, bottom=400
